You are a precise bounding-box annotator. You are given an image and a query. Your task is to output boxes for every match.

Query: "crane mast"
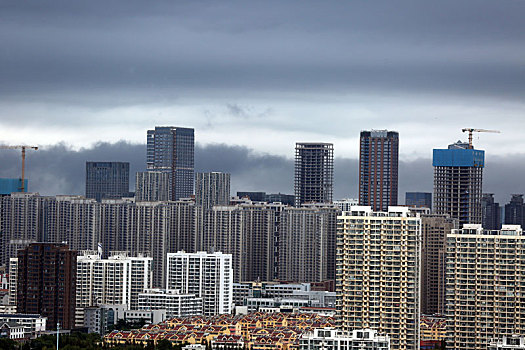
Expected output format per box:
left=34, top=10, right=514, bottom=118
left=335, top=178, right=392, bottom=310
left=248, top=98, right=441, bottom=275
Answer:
left=0, top=145, right=39, bottom=192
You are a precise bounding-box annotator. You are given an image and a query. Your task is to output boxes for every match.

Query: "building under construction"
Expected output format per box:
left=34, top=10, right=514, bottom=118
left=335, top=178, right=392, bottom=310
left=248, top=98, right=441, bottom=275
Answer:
left=433, top=141, right=484, bottom=226
left=294, top=143, right=334, bottom=206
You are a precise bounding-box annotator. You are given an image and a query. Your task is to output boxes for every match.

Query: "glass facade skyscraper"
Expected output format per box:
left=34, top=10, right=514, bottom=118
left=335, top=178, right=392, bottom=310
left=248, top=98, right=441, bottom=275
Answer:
left=405, top=192, right=432, bottom=209
left=147, top=126, right=195, bottom=201
left=85, top=162, right=130, bottom=202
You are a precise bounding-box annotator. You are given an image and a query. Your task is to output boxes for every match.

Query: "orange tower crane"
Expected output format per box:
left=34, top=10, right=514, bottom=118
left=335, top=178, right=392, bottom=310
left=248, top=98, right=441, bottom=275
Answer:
left=0, top=145, right=39, bottom=192
left=461, top=128, right=500, bottom=149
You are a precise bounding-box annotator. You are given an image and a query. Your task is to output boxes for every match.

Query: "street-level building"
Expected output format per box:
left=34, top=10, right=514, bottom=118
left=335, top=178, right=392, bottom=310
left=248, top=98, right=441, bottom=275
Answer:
left=138, top=289, right=202, bottom=318
left=0, top=314, right=46, bottom=339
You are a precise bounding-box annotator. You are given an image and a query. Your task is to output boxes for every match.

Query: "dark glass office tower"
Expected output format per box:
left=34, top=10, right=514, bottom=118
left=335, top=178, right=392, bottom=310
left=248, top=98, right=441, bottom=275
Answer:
left=505, top=194, right=525, bottom=227
left=359, top=130, right=399, bottom=211
left=482, top=193, right=501, bottom=230
left=85, top=162, right=130, bottom=202
left=294, top=143, right=334, bottom=206
left=406, top=192, right=432, bottom=209
left=147, top=126, right=194, bottom=201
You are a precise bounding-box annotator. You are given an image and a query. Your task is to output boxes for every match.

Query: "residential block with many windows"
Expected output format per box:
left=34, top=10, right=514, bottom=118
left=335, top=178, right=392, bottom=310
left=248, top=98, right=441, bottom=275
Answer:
left=336, top=206, right=420, bottom=350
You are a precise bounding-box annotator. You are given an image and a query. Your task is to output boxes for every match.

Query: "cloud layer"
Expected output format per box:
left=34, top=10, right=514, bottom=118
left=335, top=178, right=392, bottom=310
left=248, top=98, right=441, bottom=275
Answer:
left=0, top=1, right=524, bottom=158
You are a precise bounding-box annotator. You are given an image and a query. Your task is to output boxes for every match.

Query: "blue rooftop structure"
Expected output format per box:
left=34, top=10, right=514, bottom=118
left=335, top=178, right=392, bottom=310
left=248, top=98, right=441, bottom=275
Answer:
left=0, top=178, right=27, bottom=195
left=432, top=148, right=485, bottom=168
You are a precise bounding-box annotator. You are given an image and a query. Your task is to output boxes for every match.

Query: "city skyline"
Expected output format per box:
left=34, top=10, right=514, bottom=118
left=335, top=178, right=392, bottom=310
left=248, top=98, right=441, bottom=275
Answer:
left=2, top=1, right=525, bottom=348
left=0, top=132, right=524, bottom=205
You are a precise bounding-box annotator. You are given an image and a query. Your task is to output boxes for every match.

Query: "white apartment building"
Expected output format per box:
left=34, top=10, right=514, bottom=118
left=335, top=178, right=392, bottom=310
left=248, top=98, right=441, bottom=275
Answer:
left=138, top=289, right=202, bottom=318
left=337, top=206, right=421, bottom=350
left=0, top=314, right=47, bottom=338
left=76, top=251, right=152, bottom=326
left=299, top=328, right=390, bottom=350
left=446, top=225, right=525, bottom=350
left=489, top=335, right=525, bottom=350
left=333, top=198, right=359, bottom=212
left=166, top=251, right=233, bottom=316
left=8, top=258, right=17, bottom=307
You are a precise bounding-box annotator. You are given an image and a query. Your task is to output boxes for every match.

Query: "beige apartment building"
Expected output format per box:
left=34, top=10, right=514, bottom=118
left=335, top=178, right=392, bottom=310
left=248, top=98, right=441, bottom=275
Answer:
left=421, top=214, right=457, bottom=315
left=336, top=206, right=421, bottom=350
left=446, top=224, right=525, bottom=349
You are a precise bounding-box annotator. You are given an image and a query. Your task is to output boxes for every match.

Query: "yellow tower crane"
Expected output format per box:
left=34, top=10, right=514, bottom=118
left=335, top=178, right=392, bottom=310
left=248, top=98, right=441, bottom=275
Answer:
left=0, top=145, right=39, bottom=192
left=461, top=128, right=500, bottom=149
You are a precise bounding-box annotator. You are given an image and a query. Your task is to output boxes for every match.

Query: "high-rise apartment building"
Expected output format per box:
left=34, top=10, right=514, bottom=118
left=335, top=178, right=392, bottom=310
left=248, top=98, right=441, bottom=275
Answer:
left=359, top=130, right=399, bottom=211
left=0, top=193, right=44, bottom=266
left=17, top=243, right=77, bottom=330
left=279, top=204, right=338, bottom=282
left=147, top=126, right=195, bottom=201
left=195, top=172, right=231, bottom=209
left=405, top=192, right=432, bottom=209
left=420, top=214, right=457, bottom=315
left=200, top=203, right=279, bottom=282
left=76, top=251, right=153, bottom=326
left=433, top=141, right=484, bottom=226
left=446, top=224, right=525, bottom=349
left=504, top=194, right=525, bottom=227
left=166, top=251, right=233, bottom=316
left=294, top=143, right=334, bottom=206
left=337, top=206, right=420, bottom=350
left=0, top=193, right=196, bottom=288
left=85, top=162, right=130, bottom=202
left=482, top=193, right=501, bottom=230
left=135, top=171, right=171, bottom=202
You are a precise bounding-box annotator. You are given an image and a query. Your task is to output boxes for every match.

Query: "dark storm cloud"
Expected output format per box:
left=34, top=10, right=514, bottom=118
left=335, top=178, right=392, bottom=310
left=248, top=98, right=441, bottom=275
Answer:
left=1, top=142, right=521, bottom=205
left=0, top=0, right=524, bottom=103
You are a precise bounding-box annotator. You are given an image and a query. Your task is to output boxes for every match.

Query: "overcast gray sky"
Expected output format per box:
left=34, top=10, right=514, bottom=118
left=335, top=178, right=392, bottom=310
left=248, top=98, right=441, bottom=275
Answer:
left=1, top=1, right=524, bottom=202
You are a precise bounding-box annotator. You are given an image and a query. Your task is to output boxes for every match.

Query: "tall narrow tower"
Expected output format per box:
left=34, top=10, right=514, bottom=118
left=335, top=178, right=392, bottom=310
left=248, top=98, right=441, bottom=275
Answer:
left=294, top=143, right=334, bottom=206
left=433, top=141, right=484, bottom=225
left=147, top=126, right=194, bottom=201
left=17, top=243, right=77, bottom=330
left=359, top=130, right=399, bottom=211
